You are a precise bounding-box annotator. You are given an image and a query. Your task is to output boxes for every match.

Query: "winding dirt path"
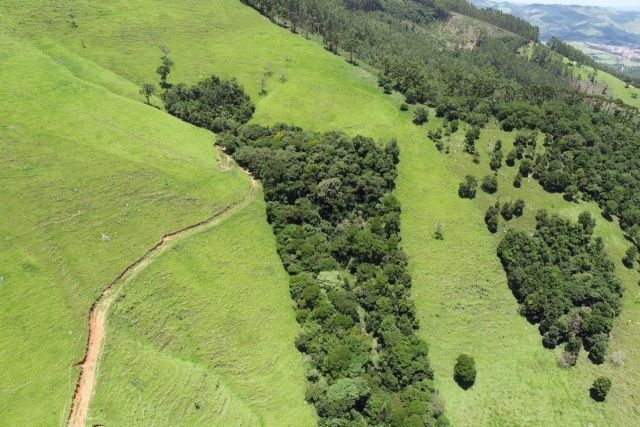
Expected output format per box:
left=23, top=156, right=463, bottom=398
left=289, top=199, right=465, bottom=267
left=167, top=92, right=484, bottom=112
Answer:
left=66, top=151, right=257, bottom=427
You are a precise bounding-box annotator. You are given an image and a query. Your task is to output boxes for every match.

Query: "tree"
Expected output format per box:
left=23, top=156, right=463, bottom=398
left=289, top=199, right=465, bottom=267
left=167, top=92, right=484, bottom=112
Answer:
left=590, top=377, right=612, bottom=402
left=519, top=159, right=533, bottom=177
left=464, top=127, right=480, bottom=154
left=513, top=199, right=525, bottom=217
left=501, top=201, right=514, bottom=220
left=139, top=83, right=156, bottom=104
left=454, top=354, right=476, bottom=389
left=413, top=107, right=429, bottom=125
left=506, top=149, right=517, bottom=167
left=485, top=204, right=499, bottom=233
left=513, top=173, right=522, bottom=188
left=481, top=174, right=498, bottom=194
left=156, top=45, right=174, bottom=89
left=458, top=175, right=478, bottom=199
left=622, top=245, right=638, bottom=269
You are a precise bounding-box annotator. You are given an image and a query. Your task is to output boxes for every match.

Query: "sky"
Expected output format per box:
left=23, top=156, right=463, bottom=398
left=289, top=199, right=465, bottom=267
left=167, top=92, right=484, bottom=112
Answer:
left=509, top=0, right=639, bottom=8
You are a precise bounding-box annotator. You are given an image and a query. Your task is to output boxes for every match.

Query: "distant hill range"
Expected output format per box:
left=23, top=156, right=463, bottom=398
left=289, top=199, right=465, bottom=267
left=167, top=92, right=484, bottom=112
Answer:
left=470, top=1, right=640, bottom=74
left=469, top=1, right=640, bottom=45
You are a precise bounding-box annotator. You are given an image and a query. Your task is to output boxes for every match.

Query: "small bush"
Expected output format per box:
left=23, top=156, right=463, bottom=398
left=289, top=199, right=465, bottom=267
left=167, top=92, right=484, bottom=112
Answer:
left=454, top=354, right=476, bottom=389
left=590, top=377, right=612, bottom=402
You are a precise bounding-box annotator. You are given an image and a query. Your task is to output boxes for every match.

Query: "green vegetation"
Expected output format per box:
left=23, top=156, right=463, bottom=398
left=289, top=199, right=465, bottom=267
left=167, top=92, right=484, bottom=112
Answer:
left=222, top=126, right=446, bottom=425
left=453, top=354, right=476, bottom=389
left=591, top=376, right=612, bottom=402
left=162, top=75, right=255, bottom=133
left=0, top=24, right=249, bottom=425
left=498, top=211, right=622, bottom=362
left=2, top=0, right=640, bottom=425
left=89, top=196, right=315, bottom=425
left=458, top=175, right=478, bottom=199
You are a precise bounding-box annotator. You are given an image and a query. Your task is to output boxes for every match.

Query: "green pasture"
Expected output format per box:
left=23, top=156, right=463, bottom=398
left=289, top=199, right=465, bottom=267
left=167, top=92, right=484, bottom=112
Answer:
left=1, top=0, right=639, bottom=425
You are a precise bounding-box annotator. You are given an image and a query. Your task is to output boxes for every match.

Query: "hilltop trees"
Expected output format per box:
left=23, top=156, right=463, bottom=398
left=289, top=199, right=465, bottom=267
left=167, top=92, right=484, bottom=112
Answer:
left=497, top=211, right=622, bottom=364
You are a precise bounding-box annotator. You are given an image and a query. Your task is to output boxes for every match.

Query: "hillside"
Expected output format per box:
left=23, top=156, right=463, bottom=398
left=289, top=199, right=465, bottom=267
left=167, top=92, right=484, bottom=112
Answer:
left=1, top=0, right=640, bottom=426
left=471, top=0, right=640, bottom=75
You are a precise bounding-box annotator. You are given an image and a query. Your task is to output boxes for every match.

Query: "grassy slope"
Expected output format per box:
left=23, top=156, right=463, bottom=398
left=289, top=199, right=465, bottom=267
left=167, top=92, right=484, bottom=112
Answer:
left=89, top=196, right=315, bottom=426
left=565, top=60, right=640, bottom=109
left=2, top=0, right=639, bottom=425
left=0, top=11, right=311, bottom=426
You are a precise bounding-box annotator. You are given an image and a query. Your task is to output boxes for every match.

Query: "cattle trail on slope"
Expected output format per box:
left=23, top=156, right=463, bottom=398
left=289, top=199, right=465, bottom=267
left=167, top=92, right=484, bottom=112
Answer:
left=66, top=149, right=258, bottom=427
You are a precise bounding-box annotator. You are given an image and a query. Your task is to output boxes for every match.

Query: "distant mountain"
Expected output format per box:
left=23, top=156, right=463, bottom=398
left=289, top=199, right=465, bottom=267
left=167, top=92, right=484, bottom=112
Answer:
left=469, top=1, right=640, bottom=46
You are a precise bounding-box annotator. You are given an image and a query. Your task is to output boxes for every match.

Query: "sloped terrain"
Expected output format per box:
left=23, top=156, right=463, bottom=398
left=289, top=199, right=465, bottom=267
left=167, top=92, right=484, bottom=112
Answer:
left=1, top=1, right=639, bottom=426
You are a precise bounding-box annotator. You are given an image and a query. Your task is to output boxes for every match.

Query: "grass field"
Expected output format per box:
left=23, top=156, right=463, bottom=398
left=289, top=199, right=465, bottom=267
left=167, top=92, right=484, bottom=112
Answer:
left=1, top=0, right=639, bottom=425
left=88, top=194, right=315, bottom=426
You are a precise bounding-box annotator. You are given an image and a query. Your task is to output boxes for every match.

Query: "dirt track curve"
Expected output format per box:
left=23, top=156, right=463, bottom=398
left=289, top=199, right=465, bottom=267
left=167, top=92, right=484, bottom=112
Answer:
left=66, top=146, right=257, bottom=427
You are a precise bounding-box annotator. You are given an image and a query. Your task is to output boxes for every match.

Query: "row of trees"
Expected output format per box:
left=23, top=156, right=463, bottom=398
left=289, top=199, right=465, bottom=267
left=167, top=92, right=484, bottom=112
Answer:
left=220, top=124, right=448, bottom=426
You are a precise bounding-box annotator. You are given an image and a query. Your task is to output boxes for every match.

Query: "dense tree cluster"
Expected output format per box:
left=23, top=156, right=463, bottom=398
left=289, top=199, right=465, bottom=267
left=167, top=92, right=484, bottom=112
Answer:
left=497, top=211, right=622, bottom=364
left=221, top=125, right=448, bottom=426
left=162, top=75, right=254, bottom=133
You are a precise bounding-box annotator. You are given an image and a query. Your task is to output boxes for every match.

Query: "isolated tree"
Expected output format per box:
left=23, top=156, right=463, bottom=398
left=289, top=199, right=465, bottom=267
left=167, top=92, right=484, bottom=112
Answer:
left=454, top=354, right=476, bottom=389
left=139, top=83, right=156, bottom=104
left=156, top=45, right=174, bottom=89
left=413, top=107, right=429, bottom=125
left=458, top=175, right=478, bottom=199
left=590, top=377, right=611, bottom=402
left=506, top=149, right=517, bottom=167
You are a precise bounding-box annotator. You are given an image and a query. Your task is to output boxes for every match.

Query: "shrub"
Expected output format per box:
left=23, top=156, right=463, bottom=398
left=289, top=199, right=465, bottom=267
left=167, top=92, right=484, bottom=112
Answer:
left=434, top=223, right=444, bottom=240
left=458, top=175, right=477, bottom=199
left=400, top=103, right=409, bottom=111
left=454, top=354, right=476, bottom=389
left=590, top=377, right=612, bottom=402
